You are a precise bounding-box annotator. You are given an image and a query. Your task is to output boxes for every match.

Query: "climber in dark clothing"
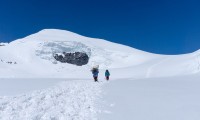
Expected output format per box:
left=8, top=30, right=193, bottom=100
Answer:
left=92, top=68, right=99, bottom=82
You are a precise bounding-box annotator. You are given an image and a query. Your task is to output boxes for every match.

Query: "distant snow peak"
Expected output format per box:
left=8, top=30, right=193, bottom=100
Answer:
left=0, top=42, right=8, bottom=46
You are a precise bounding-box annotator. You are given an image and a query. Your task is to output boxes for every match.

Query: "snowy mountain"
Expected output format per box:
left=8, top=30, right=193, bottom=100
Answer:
left=0, top=29, right=200, bottom=78
left=1, top=29, right=200, bottom=120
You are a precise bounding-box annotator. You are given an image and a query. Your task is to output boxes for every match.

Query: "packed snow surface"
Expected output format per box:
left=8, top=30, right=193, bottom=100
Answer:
left=0, top=80, right=102, bottom=120
left=0, top=29, right=200, bottom=120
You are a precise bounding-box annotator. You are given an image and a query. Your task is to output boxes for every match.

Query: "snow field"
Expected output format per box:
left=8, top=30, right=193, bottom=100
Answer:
left=99, top=75, right=200, bottom=120
left=0, top=80, right=103, bottom=120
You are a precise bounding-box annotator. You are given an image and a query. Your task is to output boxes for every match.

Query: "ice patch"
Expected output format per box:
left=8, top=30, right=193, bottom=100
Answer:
left=35, top=41, right=91, bottom=63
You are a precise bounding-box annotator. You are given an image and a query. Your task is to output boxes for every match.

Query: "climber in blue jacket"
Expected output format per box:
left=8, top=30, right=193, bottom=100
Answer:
left=105, top=70, right=110, bottom=80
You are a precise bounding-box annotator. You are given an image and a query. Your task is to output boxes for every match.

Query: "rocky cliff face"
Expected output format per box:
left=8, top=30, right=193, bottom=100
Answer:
left=54, top=52, right=89, bottom=66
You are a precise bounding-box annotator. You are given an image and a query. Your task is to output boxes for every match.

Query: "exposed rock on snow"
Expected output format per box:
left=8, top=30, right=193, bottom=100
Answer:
left=54, top=52, right=89, bottom=66
left=35, top=41, right=91, bottom=64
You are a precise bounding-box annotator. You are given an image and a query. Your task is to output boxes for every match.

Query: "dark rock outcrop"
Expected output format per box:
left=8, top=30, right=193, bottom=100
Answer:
left=54, top=52, right=89, bottom=66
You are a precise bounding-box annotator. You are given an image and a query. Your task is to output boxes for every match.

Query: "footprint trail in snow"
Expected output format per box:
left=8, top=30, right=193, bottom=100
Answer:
left=0, top=80, right=102, bottom=120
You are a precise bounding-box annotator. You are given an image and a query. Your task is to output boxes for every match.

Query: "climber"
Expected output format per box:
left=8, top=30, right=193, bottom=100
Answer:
left=91, top=65, right=99, bottom=82
left=105, top=69, right=110, bottom=80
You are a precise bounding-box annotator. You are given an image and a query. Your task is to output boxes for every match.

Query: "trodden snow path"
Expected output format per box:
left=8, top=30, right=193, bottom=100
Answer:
left=0, top=80, right=102, bottom=120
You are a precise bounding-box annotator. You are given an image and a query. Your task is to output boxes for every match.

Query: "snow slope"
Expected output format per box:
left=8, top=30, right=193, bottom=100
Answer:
left=0, top=29, right=156, bottom=78
left=0, top=80, right=102, bottom=120
left=0, top=29, right=200, bottom=78
left=99, top=74, right=200, bottom=120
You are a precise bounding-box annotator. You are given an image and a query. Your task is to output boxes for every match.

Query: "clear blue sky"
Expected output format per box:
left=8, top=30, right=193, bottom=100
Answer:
left=0, top=0, right=200, bottom=54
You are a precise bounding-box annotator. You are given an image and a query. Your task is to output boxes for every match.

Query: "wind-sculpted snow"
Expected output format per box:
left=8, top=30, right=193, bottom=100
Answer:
left=0, top=80, right=102, bottom=120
